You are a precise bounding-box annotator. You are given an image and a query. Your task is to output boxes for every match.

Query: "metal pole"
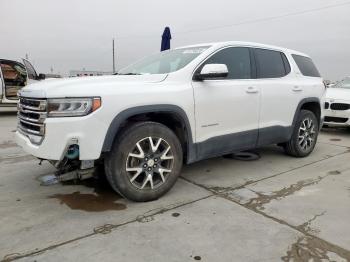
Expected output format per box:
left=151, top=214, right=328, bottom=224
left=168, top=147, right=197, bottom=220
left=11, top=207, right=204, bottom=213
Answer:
left=112, top=39, right=116, bottom=74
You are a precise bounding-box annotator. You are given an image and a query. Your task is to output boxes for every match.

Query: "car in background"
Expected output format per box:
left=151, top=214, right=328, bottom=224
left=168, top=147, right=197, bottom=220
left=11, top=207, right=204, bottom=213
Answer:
left=0, top=59, right=45, bottom=107
left=324, top=77, right=350, bottom=128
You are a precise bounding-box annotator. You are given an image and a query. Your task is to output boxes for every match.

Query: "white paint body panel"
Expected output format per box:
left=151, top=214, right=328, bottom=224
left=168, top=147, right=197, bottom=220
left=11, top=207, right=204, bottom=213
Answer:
left=15, top=41, right=325, bottom=161
left=193, top=79, right=260, bottom=142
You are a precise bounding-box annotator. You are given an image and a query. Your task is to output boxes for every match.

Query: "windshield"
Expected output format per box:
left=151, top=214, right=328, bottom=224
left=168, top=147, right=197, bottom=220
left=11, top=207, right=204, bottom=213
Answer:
left=334, top=78, right=350, bottom=89
left=118, top=46, right=210, bottom=75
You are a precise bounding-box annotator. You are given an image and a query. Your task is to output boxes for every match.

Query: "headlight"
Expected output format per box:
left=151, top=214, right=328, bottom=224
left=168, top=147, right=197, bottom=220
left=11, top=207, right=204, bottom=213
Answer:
left=47, top=97, right=101, bottom=117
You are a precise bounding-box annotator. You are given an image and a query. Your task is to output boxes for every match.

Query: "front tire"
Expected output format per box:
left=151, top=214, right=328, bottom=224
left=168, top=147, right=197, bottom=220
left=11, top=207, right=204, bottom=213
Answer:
left=283, top=110, right=319, bottom=157
left=105, top=122, right=183, bottom=202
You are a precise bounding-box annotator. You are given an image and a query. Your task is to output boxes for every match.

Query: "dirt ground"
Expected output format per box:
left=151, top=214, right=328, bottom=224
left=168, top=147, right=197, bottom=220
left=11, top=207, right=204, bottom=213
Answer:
left=0, top=110, right=349, bottom=262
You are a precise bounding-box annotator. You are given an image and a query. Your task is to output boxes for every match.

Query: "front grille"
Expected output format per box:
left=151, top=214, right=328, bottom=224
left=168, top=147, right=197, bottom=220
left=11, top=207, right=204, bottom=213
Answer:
left=324, top=116, right=348, bottom=123
left=325, top=102, right=329, bottom=109
left=18, top=97, right=47, bottom=143
left=330, top=103, right=350, bottom=111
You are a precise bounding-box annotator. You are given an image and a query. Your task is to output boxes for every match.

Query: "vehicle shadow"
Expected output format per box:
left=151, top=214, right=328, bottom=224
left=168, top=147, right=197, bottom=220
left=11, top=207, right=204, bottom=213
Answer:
left=321, top=126, right=349, bottom=135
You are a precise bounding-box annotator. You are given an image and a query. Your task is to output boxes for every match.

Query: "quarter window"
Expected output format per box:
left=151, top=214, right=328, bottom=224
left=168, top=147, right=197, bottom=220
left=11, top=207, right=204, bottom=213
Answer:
left=201, top=47, right=252, bottom=79
left=254, top=48, right=290, bottom=78
left=292, top=54, right=320, bottom=77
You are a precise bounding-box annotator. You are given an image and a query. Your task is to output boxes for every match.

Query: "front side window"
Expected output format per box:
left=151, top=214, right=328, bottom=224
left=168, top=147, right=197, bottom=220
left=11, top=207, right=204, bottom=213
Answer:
left=292, top=54, right=321, bottom=77
left=118, top=46, right=210, bottom=75
left=254, top=48, right=289, bottom=78
left=199, top=47, right=252, bottom=79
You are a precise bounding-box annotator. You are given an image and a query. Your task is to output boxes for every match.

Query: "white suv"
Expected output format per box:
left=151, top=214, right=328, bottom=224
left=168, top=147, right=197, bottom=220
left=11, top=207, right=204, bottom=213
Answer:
left=16, top=41, right=325, bottom=201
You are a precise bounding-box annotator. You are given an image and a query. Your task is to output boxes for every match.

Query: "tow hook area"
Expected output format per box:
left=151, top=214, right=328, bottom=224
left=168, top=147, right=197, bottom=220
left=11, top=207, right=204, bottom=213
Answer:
left=55, top=167, right=96, bottom=182
left=40, top=167, right=96, bottom=186
left=39, top=144, right=96, bottom=186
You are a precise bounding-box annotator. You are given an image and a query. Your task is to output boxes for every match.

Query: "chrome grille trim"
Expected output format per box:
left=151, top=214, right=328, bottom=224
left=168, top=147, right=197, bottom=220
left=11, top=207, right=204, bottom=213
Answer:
left=18, top=97, right=47, bottom=144
left=18, top=123, right=42, bottom=136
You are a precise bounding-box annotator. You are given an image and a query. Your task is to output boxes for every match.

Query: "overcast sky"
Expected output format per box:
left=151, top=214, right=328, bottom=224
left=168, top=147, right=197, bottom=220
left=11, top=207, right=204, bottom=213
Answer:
left=1, top=0, right=349, bottom=80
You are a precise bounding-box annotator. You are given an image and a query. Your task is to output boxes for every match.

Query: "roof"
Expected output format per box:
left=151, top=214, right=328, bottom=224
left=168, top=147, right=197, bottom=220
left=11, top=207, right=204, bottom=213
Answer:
left=176, top=41, right=309, bottom=57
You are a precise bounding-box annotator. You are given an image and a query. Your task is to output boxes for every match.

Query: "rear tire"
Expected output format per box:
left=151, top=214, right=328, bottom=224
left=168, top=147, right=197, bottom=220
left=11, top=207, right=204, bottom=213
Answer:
left=104, top=122, right=183, bottom=202
left=283, top=110, right=319, bottom=157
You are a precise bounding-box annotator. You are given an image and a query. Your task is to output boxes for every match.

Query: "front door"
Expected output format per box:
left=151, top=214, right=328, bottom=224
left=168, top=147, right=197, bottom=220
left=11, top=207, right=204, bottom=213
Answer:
left=192, top=47, right=260, bottom=159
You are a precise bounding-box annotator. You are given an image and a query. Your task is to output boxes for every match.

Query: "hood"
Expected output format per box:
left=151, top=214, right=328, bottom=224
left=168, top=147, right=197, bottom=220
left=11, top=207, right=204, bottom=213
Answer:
left=325, top=87, right=350, bottom=101
left=19, top=74, right=168, bottom=98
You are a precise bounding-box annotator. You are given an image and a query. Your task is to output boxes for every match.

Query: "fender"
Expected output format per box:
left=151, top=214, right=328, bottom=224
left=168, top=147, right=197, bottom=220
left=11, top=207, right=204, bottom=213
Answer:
left=102, top=104, right=197, bottom=164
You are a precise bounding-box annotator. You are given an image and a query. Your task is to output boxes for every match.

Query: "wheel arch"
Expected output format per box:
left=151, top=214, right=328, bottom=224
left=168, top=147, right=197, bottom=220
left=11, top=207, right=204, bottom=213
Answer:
left=292, top=97, right=321, bottom=128
left=102, top=105, right=196, bottom=164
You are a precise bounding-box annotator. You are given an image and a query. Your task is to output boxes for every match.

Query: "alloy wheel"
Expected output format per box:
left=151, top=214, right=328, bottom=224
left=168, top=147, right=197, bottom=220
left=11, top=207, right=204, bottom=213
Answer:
left=125, top=137, right=174, bottom=190
left=298, top=118, right=316, bottom=151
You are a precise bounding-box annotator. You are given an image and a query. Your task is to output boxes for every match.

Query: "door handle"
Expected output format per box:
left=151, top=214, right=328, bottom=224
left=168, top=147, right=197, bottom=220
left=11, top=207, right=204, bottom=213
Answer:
left=292, top=86, right=303, bottom=92
left=246, top=86, right=258, bottom=94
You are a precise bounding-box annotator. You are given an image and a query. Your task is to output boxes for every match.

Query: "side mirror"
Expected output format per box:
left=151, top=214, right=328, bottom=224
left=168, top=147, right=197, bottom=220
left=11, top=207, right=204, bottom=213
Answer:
left=194, top=64, right=228, bottom=81
left=37, top=73, right=46, bottom=80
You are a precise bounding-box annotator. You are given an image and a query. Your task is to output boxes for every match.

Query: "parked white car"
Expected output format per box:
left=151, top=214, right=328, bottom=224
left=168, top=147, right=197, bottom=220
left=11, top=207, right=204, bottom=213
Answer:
left=16, top=41, right=325, bottom=201
left=0, top=59, right=45, bottom=106
left=324, top=77, right=350, bottom=128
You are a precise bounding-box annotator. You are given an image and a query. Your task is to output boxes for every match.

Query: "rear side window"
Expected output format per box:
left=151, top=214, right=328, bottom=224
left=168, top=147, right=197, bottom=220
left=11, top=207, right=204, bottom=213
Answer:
left=292, top=54, right=320, bottom=77
left=254, top=48, right=290, bottom=78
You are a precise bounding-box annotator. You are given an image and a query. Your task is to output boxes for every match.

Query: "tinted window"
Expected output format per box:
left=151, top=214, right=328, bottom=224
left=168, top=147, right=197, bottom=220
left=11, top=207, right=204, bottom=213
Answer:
left=254, top=48, right=288, bottom=78
left=202, top=47, right=252, bottom=79
left=292, top=54, right=320, bottom=77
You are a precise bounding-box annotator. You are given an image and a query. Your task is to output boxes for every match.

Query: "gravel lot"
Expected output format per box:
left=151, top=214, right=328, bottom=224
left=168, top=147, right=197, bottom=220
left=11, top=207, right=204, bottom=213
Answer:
left=1, top=110, right=349, bottom=262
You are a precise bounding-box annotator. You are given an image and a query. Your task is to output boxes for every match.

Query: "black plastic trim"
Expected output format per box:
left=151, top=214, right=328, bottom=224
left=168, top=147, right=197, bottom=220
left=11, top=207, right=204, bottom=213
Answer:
left=257, top=126, right=292, bottom=147
left=292, top=97, right=321, bottom=128
left=195, top=129, right=258, bottom=161
left=249, top=48, right=257, bottom=79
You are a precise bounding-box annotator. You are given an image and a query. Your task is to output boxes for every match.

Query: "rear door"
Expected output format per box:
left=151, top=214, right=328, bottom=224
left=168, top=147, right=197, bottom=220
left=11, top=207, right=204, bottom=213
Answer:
left=252, top=48, right=301, bottom=146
